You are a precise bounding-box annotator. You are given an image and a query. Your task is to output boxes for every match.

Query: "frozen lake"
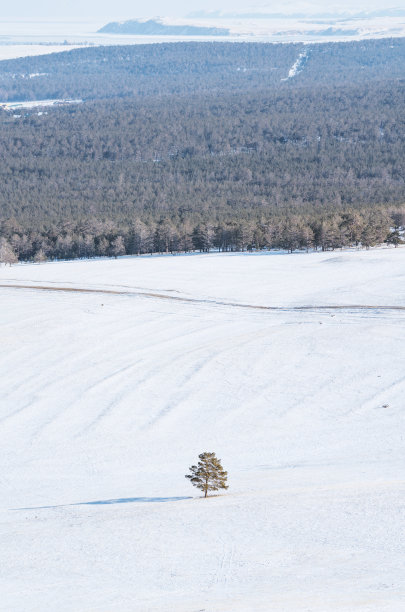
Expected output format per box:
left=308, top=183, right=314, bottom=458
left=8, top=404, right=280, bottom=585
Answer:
left=1, top=17, right=404, bottom=60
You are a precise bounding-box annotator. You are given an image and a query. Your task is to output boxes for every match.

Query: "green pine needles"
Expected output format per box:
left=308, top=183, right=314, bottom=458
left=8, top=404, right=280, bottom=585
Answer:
left=185, top=452, right=229, bottom=498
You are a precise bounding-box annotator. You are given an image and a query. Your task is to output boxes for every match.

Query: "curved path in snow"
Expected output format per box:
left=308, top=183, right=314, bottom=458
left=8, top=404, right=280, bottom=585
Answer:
left=1, top=282, right=405, bottom=312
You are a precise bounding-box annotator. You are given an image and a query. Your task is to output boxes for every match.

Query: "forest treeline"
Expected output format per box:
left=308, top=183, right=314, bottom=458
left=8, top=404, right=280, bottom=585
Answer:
left=0, top=40, right=404, bottom=262
left=1, top=206, right=404, bottom=264
left=0, top=38, right=404, bottom=102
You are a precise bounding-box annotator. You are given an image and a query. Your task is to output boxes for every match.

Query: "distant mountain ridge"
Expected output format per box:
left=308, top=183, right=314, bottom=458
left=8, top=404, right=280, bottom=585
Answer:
left=98, top=19, right=230, bottom=36
left=187, top=8, right=405, bottom=19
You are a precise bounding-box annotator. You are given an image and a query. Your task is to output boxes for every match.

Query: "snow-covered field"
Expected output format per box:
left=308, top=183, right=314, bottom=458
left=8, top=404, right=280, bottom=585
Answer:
left=0, top=98, right=82, bottom=111
left=1, top=249, right=405, bottom=611
left=0, top=45, right=85, bottom=61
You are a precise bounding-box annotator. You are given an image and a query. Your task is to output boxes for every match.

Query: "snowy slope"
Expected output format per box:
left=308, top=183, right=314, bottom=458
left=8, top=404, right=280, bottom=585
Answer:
left=1, top=249, right=405, bottom=611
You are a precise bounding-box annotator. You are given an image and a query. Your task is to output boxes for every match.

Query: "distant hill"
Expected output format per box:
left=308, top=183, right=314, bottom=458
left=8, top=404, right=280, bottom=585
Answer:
left=98, top=19, right=230, bottom=36
left=1, top=38, right=404, bottom=103
left=187, top=8, right=405, bottom=19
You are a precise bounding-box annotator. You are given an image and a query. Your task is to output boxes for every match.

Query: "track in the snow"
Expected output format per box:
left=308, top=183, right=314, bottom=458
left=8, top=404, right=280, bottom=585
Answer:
left=1, top=282, right=405, bottom=313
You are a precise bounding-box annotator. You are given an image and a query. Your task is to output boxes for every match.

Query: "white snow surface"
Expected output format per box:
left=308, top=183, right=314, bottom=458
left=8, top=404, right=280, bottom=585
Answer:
left=283, top=50, right=308, bottom=80
left=0, top=45, right=85, bottom=61
left=0, top=98, right=83, bottom=110
left=1, top=16, right=405, bottom=61
left=1, top=248, right=405, bottom=611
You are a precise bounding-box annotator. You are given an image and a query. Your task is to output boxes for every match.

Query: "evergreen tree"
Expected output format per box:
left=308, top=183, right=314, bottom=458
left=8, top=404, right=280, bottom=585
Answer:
left=385, top=229, right=403, bottom=247
left=185, top=452, right=229, bottom=498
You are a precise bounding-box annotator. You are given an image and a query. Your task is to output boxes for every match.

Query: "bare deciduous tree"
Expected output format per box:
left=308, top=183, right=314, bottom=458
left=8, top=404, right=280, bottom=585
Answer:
left=0, top=238, right=18, bottom=266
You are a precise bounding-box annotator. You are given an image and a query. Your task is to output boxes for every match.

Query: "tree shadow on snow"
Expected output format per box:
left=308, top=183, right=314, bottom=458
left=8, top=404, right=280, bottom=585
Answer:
left=14, top=496, right=192, bottom=510
left=79, top=496, right=192, bottom=506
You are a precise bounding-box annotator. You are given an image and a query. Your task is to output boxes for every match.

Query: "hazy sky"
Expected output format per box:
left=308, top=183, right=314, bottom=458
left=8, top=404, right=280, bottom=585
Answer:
left=2, top=1, right=401, bottom=21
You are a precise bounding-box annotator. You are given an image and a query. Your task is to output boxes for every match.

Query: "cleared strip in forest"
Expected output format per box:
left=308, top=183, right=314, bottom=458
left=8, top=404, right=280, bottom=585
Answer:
left=2, top=282, right=405, bottom=313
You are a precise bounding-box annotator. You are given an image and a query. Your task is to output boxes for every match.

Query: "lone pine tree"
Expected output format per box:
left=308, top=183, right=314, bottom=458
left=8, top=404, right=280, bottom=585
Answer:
left=185, top=452, right=229, bottom=498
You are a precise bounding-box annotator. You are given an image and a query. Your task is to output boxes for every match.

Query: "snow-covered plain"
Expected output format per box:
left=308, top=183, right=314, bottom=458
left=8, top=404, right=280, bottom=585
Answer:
left=0, top=98, right=83, bottom=111
left=0, top=45, right=85, bottom=61
left=1, top=15, right=405, bottom=61
left=1, top=249, right=405, bottom=611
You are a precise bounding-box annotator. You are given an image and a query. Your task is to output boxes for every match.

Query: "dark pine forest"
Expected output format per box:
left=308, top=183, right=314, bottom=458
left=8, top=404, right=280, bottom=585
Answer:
left=0, top=39, right=404, bottom=261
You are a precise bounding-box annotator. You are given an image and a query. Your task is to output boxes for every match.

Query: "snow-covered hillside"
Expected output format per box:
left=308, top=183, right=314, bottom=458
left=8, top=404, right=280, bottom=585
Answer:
left=1, top=249, right=404, bottom=611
